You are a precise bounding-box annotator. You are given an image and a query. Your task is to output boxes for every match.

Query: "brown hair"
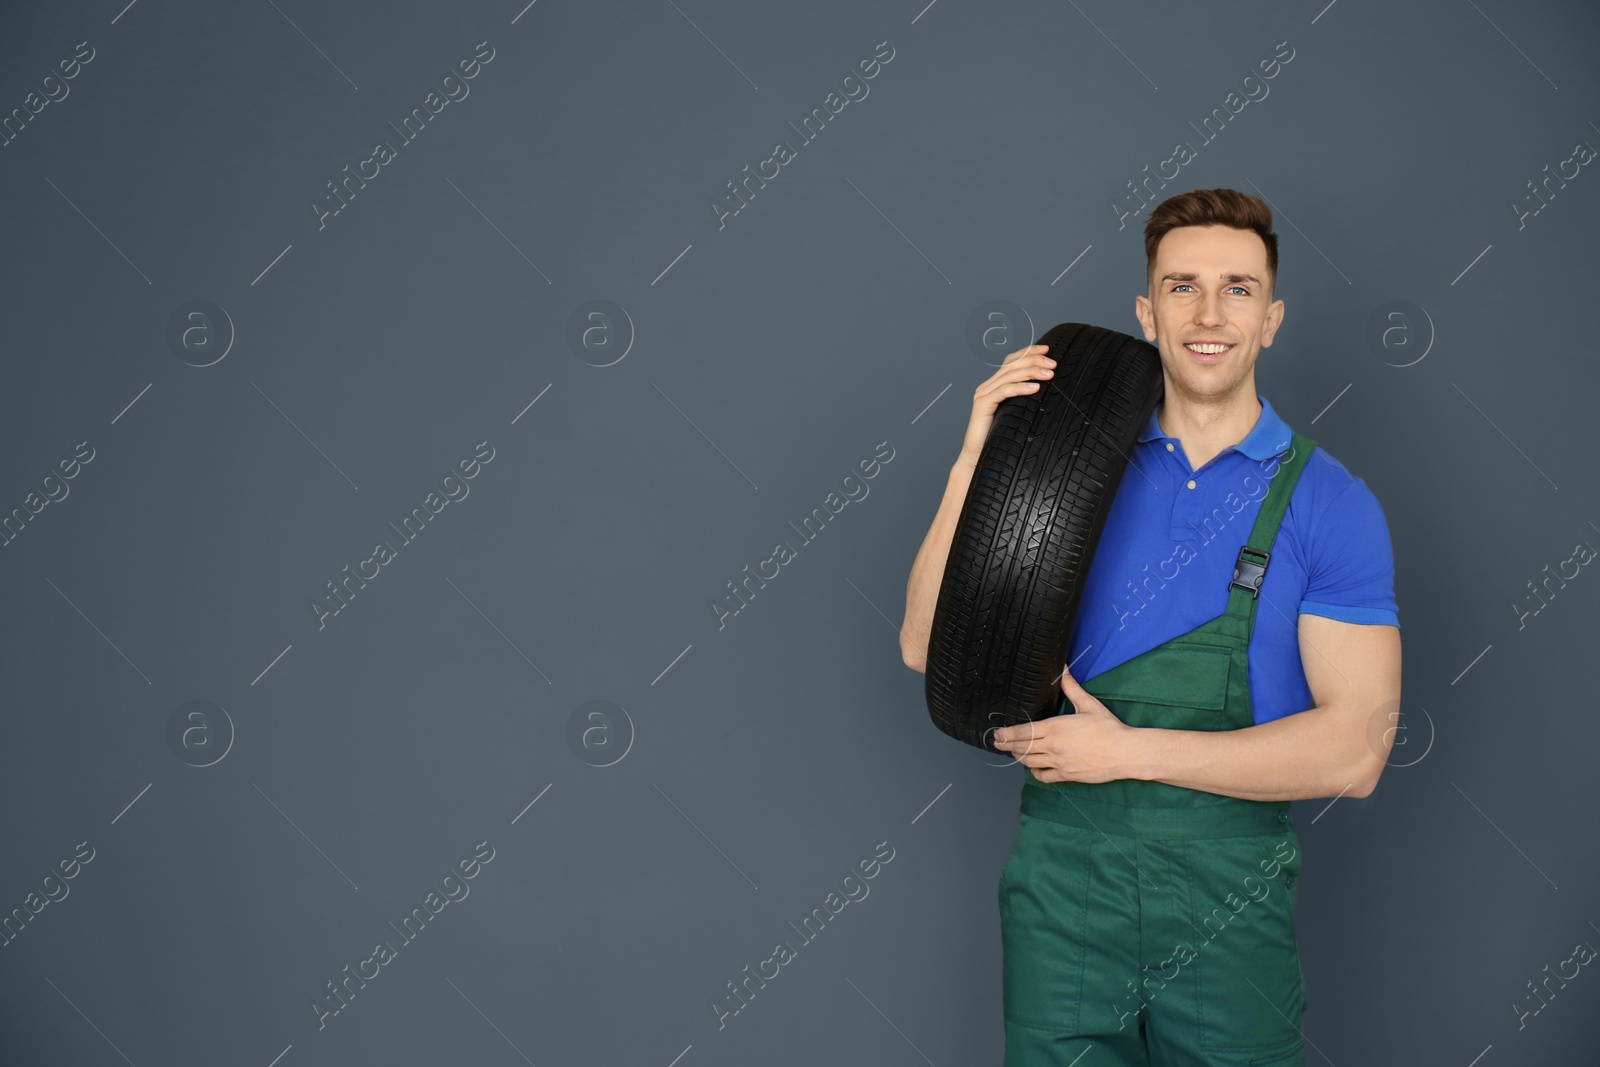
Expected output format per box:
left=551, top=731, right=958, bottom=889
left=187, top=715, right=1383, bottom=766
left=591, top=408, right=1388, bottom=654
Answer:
left=1144, top=188, right=1278, bottom=296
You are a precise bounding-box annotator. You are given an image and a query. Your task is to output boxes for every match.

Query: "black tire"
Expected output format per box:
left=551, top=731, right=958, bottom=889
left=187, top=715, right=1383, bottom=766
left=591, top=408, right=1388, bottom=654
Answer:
left=924, top=322, right=1164, bottom=753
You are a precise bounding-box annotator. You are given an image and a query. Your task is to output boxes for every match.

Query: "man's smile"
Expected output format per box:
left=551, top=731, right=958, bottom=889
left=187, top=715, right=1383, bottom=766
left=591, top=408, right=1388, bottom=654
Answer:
left=1183, top=340, right=1235, bottom=363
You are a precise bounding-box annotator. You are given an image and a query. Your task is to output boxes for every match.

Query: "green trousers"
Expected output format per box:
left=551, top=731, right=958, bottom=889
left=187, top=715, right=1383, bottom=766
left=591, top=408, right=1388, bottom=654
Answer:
left=998, top=433, right=1316, bottom=1066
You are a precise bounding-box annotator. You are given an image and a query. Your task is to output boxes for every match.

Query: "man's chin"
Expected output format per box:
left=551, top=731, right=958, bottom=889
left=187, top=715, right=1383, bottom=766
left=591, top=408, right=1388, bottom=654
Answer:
left=1161, top=364, right=1253, bottom=401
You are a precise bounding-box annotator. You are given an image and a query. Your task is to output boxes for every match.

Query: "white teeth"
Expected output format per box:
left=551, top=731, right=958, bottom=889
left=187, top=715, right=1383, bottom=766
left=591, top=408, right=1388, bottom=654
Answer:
left=1187, top=343, right=1231, bottom=354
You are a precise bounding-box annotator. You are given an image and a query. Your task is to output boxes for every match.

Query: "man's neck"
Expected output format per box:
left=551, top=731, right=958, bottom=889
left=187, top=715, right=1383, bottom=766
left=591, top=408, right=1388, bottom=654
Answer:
left=1155, top=385, right=1262, bottom=472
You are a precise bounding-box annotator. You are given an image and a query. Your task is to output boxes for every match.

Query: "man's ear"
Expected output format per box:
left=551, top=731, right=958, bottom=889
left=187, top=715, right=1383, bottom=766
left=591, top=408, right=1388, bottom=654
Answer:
left=1134, top=294, right=1157, bottom=343
left=1260, top=297, right=1285, bottom=348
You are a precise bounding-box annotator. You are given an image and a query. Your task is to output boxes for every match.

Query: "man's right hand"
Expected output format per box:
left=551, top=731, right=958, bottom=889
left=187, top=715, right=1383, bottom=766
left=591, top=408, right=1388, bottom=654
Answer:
left=959, top=344, right=1056, bottom=464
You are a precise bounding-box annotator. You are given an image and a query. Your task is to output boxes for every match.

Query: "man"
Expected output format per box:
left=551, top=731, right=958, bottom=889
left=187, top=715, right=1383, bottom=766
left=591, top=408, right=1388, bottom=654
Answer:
left=898, top=187, right=1402, bottom=1064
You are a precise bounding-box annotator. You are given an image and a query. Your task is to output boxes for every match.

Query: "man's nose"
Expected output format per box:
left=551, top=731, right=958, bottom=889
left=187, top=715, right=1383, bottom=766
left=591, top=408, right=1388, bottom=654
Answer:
left=1193, top=292, right=1226, bottom=327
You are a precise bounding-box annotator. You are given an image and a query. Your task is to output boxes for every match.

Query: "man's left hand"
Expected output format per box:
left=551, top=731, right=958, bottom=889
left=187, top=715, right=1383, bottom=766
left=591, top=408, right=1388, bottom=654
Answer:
left=991, top=669, right=1138, bottom=784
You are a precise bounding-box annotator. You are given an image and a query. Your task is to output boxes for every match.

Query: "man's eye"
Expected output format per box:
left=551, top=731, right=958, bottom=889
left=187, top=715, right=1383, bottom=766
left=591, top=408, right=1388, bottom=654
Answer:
left=1228, top=286, right=1248, bottom=295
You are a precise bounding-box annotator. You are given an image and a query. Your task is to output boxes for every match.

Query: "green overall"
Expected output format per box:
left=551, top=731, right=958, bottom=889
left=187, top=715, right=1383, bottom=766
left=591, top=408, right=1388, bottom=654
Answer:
left=998, top=433, right=1316, bottom=1067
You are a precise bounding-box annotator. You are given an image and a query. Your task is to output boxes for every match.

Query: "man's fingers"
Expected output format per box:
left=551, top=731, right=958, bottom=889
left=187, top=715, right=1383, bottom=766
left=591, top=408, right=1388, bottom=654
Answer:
left=992, top=732, right=1040, bottom=749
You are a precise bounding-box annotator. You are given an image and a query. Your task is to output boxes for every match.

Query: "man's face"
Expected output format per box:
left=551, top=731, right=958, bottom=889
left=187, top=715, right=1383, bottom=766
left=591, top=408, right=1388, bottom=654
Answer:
left=1133, top=224, right=1284, bottom=403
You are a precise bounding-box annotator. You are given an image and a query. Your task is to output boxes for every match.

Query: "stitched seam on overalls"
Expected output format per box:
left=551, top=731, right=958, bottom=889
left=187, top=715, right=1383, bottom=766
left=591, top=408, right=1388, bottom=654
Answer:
left=1075, top=833, right=1091, bottom=1033
left=1245, top=1032, right=1305, bottom=1063
left=1184, top=836, right=1208, bottom=1040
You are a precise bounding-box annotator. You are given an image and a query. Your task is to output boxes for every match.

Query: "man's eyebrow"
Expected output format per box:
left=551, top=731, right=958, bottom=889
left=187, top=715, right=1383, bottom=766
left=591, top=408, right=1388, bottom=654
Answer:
left=1159, top=272, right=1264, bottom=286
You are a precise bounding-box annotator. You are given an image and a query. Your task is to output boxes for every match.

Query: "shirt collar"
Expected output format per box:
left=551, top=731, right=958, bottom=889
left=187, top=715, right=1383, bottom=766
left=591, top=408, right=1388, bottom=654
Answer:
left=1138, top=394, right=1294, bottom=460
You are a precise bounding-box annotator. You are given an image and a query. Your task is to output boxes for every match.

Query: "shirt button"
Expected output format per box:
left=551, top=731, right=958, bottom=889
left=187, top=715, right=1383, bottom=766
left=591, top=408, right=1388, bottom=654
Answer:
left=1165, top=442, right=1175, bottom=452
left=1186, top=479, right=1196, bottom=489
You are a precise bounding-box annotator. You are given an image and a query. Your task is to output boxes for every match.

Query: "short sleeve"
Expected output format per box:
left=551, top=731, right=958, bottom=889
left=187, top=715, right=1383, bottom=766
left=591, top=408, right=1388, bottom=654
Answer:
left=1298, top=479, right=1399, bottom=628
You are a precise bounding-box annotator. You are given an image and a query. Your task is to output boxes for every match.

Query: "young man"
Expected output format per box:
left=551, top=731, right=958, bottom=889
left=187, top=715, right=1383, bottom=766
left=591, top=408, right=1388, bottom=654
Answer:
left=899, top=188, right=1402, bottom=1064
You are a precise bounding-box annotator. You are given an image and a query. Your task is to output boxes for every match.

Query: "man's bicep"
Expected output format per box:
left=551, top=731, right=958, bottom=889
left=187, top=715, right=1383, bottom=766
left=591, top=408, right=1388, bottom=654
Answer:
left=1297, top=613, right=1402, bottom=795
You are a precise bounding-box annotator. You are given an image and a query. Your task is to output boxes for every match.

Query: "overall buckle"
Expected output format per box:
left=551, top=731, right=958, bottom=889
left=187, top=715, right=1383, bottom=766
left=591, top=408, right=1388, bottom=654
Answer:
left=1230, top=546, right=1270, bottom=598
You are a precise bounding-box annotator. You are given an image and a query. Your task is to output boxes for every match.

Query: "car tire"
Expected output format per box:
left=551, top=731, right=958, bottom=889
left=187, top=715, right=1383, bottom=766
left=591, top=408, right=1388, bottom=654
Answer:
left=924, top=322, right=1164, bottom=753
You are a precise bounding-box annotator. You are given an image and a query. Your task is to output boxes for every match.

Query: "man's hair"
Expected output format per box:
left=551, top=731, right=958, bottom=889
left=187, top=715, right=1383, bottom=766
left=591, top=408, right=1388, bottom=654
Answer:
left=1144, top=187, right=1278, bottom=296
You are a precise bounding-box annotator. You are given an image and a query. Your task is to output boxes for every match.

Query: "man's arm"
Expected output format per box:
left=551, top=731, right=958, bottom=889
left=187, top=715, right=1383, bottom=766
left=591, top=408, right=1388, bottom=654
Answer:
left=1120, top=614, right=1402, bottom=801
left=900, top=455, right=977, bottom=673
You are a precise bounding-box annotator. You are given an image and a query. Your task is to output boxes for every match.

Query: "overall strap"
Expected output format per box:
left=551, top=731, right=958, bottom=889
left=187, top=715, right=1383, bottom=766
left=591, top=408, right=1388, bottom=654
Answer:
left=1226, top=431, right=1316, bottom=624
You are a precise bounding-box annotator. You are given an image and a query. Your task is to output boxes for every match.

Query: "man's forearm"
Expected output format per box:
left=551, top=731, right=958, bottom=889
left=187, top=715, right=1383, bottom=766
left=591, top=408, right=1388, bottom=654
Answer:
left=1120, top=701, right=1381, bottom=802
left=900, top=455, right=977, bottom=671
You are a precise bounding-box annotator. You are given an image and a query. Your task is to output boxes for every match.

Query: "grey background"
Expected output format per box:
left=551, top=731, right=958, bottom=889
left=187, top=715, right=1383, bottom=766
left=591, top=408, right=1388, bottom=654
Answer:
left=2, top=0, right=1597, bottom=1064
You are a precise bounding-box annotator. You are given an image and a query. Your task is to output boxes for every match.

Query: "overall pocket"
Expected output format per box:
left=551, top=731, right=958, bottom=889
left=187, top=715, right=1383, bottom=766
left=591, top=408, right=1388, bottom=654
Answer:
left=1080, top=642, right=1234, bottom=731
left=1186, top=833, right=1306, bottom=1057
left=997, top=814, right=1096, bottom=1034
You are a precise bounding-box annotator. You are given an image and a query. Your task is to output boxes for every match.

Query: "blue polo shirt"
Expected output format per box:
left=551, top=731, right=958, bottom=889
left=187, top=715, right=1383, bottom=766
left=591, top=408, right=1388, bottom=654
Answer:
left=1065, top=394, right=1399, bottom=725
